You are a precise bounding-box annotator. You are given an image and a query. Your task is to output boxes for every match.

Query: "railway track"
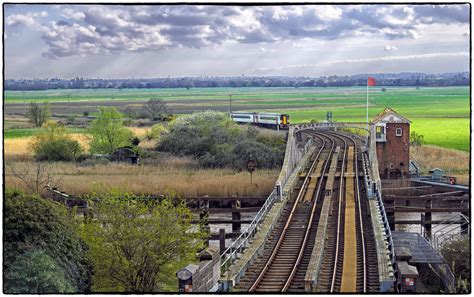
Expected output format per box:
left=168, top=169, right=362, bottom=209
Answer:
left=235, top=131, right=379, bottom=293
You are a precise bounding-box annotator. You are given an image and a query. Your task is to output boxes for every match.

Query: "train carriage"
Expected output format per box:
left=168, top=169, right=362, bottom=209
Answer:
left=230, top=112, right=290, bottom=130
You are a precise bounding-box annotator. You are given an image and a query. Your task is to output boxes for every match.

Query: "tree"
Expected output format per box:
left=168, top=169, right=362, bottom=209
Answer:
left=410, top=131, right=425, bottom=146
left=4, top=250, right=75, bottom=293
left=30, top=121, right=83, bottom=161
left=89, top=107, right=133, bottom=154
left=76, top=191, right=205, bottom=292
left=143, top=98, right=167, bottom=120
left=441, top=237, right=470, bottom=293
left=28, top=102, right=50, bottom=127
left=4, top=190, right=93, bottom=292
left=6, top=161, right=63, bottom=195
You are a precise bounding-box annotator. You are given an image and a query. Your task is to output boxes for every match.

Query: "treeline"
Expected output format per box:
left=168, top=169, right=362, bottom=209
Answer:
left=5, top=72, right=469, bottom=90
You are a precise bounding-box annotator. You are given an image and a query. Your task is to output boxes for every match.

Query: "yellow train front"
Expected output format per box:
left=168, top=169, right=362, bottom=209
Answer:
left=230, top=112, right=290, bottom=130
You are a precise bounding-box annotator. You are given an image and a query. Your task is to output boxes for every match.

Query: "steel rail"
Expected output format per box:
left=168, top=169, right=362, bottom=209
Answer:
left=282, top=132, right=336, bottom=291
left=249, top=133, right=332, bottom=292
left=348, top=135, right=367, bottom=292
left=329, top=133, right=348, bottom=293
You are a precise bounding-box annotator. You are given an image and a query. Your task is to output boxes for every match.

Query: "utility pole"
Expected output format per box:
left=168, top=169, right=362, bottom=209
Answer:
left=67, top=94, right=71, bottom=116
left=22, top=91, right=26, bottom=116
left=229, top=94, right=232, bottom=115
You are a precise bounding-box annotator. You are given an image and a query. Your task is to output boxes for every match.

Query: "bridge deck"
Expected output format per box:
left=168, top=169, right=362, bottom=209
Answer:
left=341, top=146, right=356, bottom=292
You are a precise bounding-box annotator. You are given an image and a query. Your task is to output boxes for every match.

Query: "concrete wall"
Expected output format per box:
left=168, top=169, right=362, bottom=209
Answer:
left=179, top=247, right=221, bottom=292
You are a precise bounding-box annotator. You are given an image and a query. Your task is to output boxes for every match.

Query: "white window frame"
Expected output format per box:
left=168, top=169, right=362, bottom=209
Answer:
left=396, top=127, right=402, bottom=136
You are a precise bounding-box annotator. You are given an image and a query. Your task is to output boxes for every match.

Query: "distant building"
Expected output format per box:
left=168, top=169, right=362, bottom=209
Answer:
left=110, top=147, right=140, bottom=165
left=372, top=108, right=410, bottom=178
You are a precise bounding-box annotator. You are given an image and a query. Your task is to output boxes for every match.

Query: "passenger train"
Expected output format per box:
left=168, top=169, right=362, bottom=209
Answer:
left=230, top=112, right=290, bottom=130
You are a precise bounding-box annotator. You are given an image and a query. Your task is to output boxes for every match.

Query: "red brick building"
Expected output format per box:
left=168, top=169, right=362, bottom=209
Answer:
left=373, top=108, right=411, bottom=178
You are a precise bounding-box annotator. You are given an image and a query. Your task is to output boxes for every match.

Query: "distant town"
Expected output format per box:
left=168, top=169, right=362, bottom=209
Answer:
left=5, top=71, right=469, bottom=91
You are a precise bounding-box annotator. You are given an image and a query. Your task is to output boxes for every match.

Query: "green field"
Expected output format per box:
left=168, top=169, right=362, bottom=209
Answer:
left=4, top=127, right=87, bottom=139
left=4, top=86, right=470, bottom=151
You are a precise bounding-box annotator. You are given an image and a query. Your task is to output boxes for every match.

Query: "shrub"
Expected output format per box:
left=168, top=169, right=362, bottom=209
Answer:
left=145, top=123, right=168, bottom=140
left=4, top=250, right=75, bottom=293
left=4, top=189, right=92, bottom=293
left=31, top=121, right=83, bottom=162
left=157, top=112, right=285, bottom=169
left=410, top=131, right=425, bottom=146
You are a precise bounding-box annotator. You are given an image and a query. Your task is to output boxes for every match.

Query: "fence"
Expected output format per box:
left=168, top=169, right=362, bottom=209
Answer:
left=220, top=126, right=311, bottom=273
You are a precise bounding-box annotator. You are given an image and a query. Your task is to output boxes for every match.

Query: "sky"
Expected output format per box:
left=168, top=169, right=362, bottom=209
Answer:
left=4, top=4, right=470, bottom=79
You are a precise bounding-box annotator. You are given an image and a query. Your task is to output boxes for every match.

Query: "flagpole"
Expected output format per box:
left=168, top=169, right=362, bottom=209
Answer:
left=366, top=78, right=369, bottom=130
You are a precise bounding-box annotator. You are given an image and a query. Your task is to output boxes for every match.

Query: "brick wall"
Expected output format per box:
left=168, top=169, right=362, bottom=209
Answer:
left=376, top=122, right=410, bottom=178
left=179, top=247, right=220, bottom=292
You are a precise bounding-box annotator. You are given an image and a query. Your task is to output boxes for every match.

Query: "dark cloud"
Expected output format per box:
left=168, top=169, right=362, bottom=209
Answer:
left=35, top=4, right=469, bottom=58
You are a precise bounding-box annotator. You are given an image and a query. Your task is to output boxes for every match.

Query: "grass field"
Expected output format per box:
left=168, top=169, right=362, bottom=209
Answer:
left=4, top=86, right=470, bottom=151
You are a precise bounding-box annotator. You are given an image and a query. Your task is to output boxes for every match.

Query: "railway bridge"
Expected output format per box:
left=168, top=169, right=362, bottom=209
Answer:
left=201, top=122, right=397, bottom=293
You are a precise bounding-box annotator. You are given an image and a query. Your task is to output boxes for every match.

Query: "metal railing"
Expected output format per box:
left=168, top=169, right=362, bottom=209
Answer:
left=219, top=129, right=312, bottom=274
left=219, top=189, right=277, bottom=273
left=373, top=183, right=395, bottom=264
left=432, top=213, right=470, bottom=251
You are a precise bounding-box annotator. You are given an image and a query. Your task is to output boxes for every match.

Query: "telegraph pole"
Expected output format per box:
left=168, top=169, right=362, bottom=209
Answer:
left=67, top=94, right=71, bottom=116
left=229, top=94, right=232, bottom=119
left=22, top=91, right=26, bottom=116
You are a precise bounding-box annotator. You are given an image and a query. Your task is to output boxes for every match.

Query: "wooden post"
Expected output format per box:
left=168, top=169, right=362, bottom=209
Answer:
left=219, top=228, right=226, bottom=255
left=199, top=199, right=210, bottom=247
left=232, top=199, right=241, bottom=233
left=424, top=199, right=432, bottom=240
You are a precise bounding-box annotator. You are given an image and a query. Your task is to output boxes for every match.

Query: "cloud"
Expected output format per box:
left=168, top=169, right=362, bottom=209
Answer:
left=34, top=4, right=469, bottom=58
left=5, top=11, right=47, bottom=27
left=384, top=45, right=399, bottom=51
left=257, top=52, right=469, bottom=72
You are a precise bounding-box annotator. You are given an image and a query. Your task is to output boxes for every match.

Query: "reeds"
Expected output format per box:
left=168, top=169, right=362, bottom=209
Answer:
left=411, top=145, right=470, bottom=185
left=5, top=159, right=279, bottom=197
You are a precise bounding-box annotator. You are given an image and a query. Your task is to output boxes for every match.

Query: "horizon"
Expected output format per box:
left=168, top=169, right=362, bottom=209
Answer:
left=5, top=70, right=470, bottom=81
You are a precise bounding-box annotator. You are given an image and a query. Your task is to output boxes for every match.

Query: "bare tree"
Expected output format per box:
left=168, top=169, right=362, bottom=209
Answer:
left=142, top=98, right=167, bottom=120
left=28, top=102, right=51, bottom=127
left=6, top=161, right=63, bottom=196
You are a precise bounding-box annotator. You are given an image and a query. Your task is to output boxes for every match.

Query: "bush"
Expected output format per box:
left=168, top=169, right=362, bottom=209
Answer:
left=4, top=190, right=92, bottom=293
left=157, top=112, right=285, bottom=169
left=145, top=123, right=168, bottom=141
left=410, top=131, right=425, bottom=146
left=31, top=121, right=83, bottom=162
left=441, top=237, right=470, bottom=293
left=4, top=250, right=75, bottom=293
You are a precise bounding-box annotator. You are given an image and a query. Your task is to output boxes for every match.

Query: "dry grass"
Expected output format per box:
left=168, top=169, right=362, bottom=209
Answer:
left=126, top=126, right=149, bottom=137
left=411, top=145, right=470, bottom=185
left=5, top=158, right=279, bottom=197
left=4, top=133, right=90, bottom=158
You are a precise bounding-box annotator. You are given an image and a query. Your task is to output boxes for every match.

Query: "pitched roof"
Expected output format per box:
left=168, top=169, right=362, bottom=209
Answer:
left=372, top=107, right=411, bottom=124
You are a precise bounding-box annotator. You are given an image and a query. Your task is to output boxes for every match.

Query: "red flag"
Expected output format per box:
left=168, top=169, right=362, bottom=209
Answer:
left=367, top=77, right=376, bottom=86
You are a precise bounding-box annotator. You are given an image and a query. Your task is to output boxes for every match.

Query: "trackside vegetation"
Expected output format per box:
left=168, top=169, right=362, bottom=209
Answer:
left=157, top=111, right=286, bottom=169
left=3, top=190, right=93, bottom=293
left=76, top=190, right=205, bottom=292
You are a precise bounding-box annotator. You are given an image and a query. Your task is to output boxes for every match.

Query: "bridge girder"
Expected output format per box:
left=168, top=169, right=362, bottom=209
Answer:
left=293, top=122, right=371, bottom=133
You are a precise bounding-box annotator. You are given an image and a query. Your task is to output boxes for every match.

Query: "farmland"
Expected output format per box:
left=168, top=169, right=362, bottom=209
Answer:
left=4, top=86, right=470, bottom=151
